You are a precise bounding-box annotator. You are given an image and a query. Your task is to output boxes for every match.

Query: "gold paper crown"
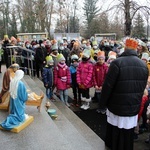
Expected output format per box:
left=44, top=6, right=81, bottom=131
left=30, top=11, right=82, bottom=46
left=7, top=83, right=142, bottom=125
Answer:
left=51, top=39, right=57, bottom=45
left=125, top=38, right=138, bottom=50
left=97, top=51, right=105, bottom=58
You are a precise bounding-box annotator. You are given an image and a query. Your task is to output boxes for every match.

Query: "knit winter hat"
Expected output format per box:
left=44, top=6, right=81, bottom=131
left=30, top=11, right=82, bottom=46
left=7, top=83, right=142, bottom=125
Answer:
left=71, top=54, right=79, bottom=60
left=46, top=55, right=54, bottom=64
left=97, top=51, right=105, bottom=59
left=51, top=39, right=57, bottom=45
left=82, top=40, right=87, bottom=44
left=125, top=38, right=138, bottom=50
left=94, top=50, right=100, bottom=54
left=11, top=36, right=17, bottom=42
left=82, top=49, right=91, bottom=58
left=108, top=51, right=117, bottom=60
left=51, top=44, right=58, bottom=51
left=46, top=40, right=51, bottom=46
left=92, top=40, right=98, bottom=46
left=17, top=38, right=21, bottom=42
left=4, top=35, right=8, bottom=39
left=25, top=41, right=30, bottom=45
left=57, top=54, right=65, bottom=62
left=71, top=54, right=79, bottom=62
left=141, top=52, right=149, bottom=61
left=137, top=39, right=146, bottom=47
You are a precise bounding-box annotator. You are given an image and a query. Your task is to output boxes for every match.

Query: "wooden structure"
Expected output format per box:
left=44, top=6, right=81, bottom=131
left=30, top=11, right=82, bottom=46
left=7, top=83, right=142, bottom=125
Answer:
left=0, top=92, right=44, bottom=112
left=0, top=116, right=34, bottom=133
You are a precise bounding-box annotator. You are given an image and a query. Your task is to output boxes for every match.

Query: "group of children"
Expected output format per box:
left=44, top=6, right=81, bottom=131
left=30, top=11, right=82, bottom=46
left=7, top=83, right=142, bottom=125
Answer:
left=41, top=46, right=117, bottom=110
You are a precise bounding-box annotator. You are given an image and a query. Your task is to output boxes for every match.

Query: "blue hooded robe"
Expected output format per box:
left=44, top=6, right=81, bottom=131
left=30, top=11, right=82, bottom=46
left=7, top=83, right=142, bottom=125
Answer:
left=1, top=81, right=28, bottom=130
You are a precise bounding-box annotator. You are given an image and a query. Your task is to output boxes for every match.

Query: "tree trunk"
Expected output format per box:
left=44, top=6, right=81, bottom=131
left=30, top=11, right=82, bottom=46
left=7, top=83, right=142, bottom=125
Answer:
left=124, top=0, right=132, bottom=36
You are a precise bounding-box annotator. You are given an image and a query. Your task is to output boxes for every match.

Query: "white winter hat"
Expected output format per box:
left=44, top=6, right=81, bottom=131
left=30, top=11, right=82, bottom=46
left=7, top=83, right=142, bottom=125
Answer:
left=141, top=52, right=149, bottom=61
left=137, top=39, right=146, bottom=47
left=108, top=51, right=117, bottom=59
left=82, top=49, right=91, bottom=58
left=71, top=54, right=79, bottom=60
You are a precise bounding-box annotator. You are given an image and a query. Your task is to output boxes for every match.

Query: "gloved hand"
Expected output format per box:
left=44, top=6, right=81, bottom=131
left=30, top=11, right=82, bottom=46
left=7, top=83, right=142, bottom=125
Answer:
left=79, top=84, right=85, bottom=89
left=67, top=84, right=71, bottom=89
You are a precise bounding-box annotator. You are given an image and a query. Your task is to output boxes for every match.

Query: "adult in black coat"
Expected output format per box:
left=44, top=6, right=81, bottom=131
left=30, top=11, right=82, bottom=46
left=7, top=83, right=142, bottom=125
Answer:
left=99, top=38, right=149, bottom=150
left=34, top=40, right=47, bottom=78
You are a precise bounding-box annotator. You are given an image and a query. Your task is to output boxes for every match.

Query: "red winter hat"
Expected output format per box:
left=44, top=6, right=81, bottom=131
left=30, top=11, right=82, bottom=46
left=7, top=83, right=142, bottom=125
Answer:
left=25, top=41, right=30, bottom=45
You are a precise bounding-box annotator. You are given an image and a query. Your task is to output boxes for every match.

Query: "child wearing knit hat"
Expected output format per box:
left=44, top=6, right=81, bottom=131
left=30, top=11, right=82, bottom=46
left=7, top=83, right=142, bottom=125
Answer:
left=141, top=52, right=150, bottom=76
left=76, top=50, right=93, bottom=110
left=42, top=55, right=55, bottom=101
left=107, top=51, right=117, bottom=66
left=50, top=44, right=59, bottom=67
left=54, top=54, right=71, bottom=107
left=70, top=54, right=81, bottom=107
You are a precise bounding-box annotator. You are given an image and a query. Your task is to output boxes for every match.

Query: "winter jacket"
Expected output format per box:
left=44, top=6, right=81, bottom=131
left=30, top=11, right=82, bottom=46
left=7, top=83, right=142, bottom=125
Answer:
left=93, top=63, right=108, bottom=87
left=42, top=65, right=54, bottom=88
left=138, top=95, right=148, bottom=121
left=54, top=63, right=71, bottom=90
left=100, top=49, right=149, bottom=116
left=35, top=46, right=47, bottom=64
left=70, top=64, right=78, bottom=86
left=77, top=61, right=93, bottom=88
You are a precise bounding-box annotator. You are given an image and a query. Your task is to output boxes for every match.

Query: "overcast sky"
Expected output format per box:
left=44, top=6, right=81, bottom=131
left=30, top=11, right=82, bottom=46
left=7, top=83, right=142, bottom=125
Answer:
left=76, top=0, right=150, bottom=22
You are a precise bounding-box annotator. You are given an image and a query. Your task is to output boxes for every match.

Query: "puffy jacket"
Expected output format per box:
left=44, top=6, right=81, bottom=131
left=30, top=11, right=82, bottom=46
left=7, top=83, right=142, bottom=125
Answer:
left=42, top=66, right=54, bottom=88
left=77, top=61, right=93, bottom=88
left=70, top=64, right=77, bottom=86
left=35, top=46, right=47, bottom=64
left=54, top=63, right=71, bottom=90
left=138, top=95, right=148, bottom=120
left=93, top=63, right=108, bottom=87
left=100, top=49, right=149, bottom=116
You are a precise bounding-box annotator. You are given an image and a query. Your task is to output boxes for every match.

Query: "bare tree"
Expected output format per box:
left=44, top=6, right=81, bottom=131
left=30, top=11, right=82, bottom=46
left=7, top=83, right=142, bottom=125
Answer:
left=45, top=0, right=55, bottom=37
left=103, top=0, right=150, bottom=36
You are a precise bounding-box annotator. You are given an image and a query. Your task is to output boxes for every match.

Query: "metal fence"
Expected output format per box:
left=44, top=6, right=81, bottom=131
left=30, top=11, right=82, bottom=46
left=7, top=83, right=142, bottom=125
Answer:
left=6, top=46, right=35, bottom=77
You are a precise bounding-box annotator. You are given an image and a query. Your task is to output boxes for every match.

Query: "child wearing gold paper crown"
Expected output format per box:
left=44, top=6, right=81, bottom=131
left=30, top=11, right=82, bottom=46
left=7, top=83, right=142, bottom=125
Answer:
left=42, top=55, right=55, bottom=101
left=54, top=54, right=71, bottom=107
left=107, top=51, right=117, bottom=67
left=93, top=51, right=108, bottom=114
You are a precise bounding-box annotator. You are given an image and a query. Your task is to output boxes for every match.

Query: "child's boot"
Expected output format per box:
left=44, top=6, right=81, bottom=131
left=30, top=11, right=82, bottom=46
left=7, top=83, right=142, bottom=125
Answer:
left=80, top=96, right=86, bottom=109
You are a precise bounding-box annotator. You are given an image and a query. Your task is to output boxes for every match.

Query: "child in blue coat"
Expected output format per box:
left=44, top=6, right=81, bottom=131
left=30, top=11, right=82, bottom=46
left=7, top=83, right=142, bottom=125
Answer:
left=70, top=54, right=81, bottom=106
left=42, top=55, right=55, bottom=101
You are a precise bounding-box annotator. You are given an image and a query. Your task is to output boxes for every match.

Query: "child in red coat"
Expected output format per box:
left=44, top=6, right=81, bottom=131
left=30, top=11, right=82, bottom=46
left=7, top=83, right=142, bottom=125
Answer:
left=54, top=54, right=71, bottom=107
left=134, top=88, right=148, bottom=139
left=138, top=89, right=148, bottom=121
left=93, top=51, right=108, bottom=114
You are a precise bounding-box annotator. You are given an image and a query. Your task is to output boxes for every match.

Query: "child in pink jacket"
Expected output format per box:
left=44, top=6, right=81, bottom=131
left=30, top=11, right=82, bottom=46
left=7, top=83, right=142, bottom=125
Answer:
left=77, top=49, right=93, bottom=110
left=54, top=54, right=71, bottom=107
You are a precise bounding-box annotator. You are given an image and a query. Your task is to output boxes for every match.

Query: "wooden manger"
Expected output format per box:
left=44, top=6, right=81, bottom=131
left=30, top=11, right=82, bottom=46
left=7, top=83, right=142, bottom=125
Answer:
left=0, top=91, right=44, bottom=112
left=26, top=92, right=44, bottom=112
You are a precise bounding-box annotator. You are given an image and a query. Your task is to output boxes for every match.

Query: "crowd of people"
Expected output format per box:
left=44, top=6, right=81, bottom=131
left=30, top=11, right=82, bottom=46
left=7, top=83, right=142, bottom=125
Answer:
left=0, top=35, right=150, bottom=150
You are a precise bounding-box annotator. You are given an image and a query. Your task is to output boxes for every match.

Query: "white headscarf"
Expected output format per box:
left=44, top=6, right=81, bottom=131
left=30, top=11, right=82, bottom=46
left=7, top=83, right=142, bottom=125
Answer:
left=9, top=70, right=24, bottom=99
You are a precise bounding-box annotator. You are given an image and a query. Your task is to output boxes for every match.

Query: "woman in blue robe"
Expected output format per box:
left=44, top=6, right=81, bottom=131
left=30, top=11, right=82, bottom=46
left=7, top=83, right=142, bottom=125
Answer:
left=0, top=70, right=28, bottom=130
